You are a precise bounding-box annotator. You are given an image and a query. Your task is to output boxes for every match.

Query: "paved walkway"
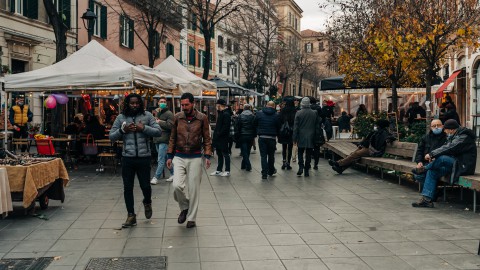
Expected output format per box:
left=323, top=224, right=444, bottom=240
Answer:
left=2, top=147, right=480, bottom=270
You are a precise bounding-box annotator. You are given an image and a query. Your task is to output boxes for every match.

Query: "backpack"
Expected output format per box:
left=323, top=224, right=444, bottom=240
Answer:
left=280, top=121, right=293, bottom=138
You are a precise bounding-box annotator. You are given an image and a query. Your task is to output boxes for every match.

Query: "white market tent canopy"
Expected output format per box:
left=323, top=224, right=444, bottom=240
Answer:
left=4, top=40, right=175, bottom=93
left=154, top=55, right=216, bottom=96
left=137, top=65, right=202, bottom=95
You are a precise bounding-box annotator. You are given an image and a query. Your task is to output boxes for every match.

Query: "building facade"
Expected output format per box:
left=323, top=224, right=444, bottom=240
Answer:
left=271, top=0, right=302, bottom=97
left=301, top=29, right=338, bottom=98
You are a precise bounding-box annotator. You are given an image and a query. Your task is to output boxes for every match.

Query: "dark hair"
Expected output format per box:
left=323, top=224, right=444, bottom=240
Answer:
left=180, top=93, right=194, bottom=103
left=159, top=96, right=167, bottom=102
left=122, top=93, right=145, bottom=116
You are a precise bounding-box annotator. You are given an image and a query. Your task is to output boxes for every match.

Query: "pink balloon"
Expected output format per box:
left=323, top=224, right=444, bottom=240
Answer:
left=45, top=96, right=57, bottom=109
left=53, top=93, right=69, bottom=104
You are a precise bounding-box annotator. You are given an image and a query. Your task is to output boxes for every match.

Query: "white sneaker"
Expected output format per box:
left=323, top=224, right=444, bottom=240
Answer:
left=220, top=171, right=230, bottom=177
left=150, top=177, right=159, bottom=185
left=166, top=175, right=174, bottom=182
left=210, top=171, right=222, bottom=176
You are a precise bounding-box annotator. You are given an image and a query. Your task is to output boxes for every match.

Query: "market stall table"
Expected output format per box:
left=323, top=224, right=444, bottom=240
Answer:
left=3, top=158, right=69, bottom=208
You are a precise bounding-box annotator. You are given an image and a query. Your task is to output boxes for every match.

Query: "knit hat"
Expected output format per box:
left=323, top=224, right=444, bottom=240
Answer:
left=376, top=119, right=390, bottom=129
left=301, top=97, right=310, bottom=108
left=444, top=119, right=460, bottom=129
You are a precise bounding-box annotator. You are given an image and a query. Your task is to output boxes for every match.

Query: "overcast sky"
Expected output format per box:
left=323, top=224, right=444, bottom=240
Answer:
left=296, top=0, right=331, bottom=32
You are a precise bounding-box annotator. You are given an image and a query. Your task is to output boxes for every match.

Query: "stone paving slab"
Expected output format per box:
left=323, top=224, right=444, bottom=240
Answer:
left=1, top=146, right=480, bottom=269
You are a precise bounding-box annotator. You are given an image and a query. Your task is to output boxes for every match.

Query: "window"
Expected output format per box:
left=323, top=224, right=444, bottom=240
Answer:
left=294, top=18, right=298, bottom=30
left=10, top=0, right=38, bottom=19
left=166, top=43, right=174, bottom=57
left=227, top=64, right=230, bottom=76
left=189, top=13, right=197, bottom=30
left=198, top=50, right=204, bottom=68
left=179, top=43, right=183, bottom=63
left=219, top=60, right=223, bottom=74
left=226, top=39, right=232, bottom=52
left=90, top=1, right=106, bottom=38
left=120, top=14, right=134, bottom=48
left=55, top=0, right=71, bottom=29
left=233, top=43, right=239, bottom=54
left=218, top=35, right=224, bottom=49
left=154, top=32, right=160, bottom=58
left=189, top=46, right=196, bottom=66
left=288, top=12, right=291, bottom=25
left=234, top=64, right=238, bottom=78
left=318, top=41, right=324, bottom=52
left=305, top=43, right=312, bottom=53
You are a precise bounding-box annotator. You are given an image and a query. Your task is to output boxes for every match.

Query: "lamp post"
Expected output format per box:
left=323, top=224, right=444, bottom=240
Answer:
left=81, top=9, right=97, bottom=42
left=227, top=60, right=235, bottom=83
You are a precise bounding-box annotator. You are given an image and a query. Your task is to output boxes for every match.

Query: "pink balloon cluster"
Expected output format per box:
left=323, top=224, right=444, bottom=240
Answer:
left=44, top=94, right=69, bottom=109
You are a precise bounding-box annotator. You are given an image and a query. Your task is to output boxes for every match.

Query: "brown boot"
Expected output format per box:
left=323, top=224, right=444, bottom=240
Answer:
left=122, top=213, right=137, bottom=228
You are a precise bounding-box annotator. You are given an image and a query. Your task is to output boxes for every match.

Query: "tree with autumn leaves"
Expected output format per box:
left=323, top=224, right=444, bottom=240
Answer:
left=327, top=0, right=480, bottom=117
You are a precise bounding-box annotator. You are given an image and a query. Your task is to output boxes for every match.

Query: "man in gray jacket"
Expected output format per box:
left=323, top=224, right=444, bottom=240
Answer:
left=293, top=97, right=320, bottom=177
left=109, top=93, right=161, bottom=228
left=151, top=96, right=174, bottom=184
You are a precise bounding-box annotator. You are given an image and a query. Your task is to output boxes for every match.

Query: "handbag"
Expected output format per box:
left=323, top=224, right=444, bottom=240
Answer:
left=83, top=134, right=98, bottom=155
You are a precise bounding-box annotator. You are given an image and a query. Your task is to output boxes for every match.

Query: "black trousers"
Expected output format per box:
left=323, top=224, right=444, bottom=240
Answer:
left=313, top=144, right=320, bottom=166
left=122, top=156, right=152, bottom=214
left=298, top=147, right=313, bottom=170
left=240, top=138, right=253, bottom=170
left=13, top=125, right=28, bottom=151
left=282, top=143, right=293, bottom=164
left=216, top=147, right=231, bottom=172
left=258, top=137, right=276, bottom=176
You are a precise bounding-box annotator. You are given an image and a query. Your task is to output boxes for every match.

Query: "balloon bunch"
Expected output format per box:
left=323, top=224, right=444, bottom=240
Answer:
left=44, top=93, right=69, bottom=109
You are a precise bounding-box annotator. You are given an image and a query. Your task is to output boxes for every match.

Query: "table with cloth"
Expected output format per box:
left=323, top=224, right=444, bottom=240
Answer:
left=0, top=168, right=13, bottom=217
left=3, top=158, right=69, bottom=208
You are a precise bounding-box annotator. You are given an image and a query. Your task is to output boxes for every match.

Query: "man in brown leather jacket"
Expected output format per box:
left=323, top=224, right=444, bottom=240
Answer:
left=166, top=93, right=212, bottom=228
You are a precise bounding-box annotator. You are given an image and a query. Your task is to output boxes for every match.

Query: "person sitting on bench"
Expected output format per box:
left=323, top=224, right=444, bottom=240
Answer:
left=329, top=119, right=395, bottom=174
left=412, top=119, right=476, bottom=208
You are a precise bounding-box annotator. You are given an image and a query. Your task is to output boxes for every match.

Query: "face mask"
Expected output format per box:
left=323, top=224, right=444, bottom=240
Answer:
left=159, top=103, right=167, bottom=109
left=432, top=128, right=443, bottom=135
left=447, top=133, right=453, bottom=139
left=18, top=102, right=24, bottom=106
left=373, top=126, right=378, bottom=131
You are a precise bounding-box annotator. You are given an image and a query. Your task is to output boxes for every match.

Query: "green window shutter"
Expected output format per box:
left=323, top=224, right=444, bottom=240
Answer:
left=88, top=0, right=94, bottom=10
left=167, top=43, right=174, bottom=57
left=209, top=51, right=212, bottom=69
left=62, top=0, right=71, bottom=28
left=154, top=31, right=160, bottom=58
left=100, top=5, right=107, bottom=39
left=24, top=0, right=38, bottom=19
left=179, top=43, right=183, bottom=63
left=128, top=18, right=134, bottom=49
left=9, top=0, right=15, bottom=12
left=189, top=46, right=195, bottom=66
left=198, top=50, right=203, bottom=67
left=119, top=14, right=124, bottom=46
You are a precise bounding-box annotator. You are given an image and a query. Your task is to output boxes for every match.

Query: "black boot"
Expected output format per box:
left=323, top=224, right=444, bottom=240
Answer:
left=281, top=160, right=286, bottom=170
left=297, top=166, right=304, bottom=176
left=286, top=163, right=292, bottom=170
left=305, top=169, right=309, bottom=177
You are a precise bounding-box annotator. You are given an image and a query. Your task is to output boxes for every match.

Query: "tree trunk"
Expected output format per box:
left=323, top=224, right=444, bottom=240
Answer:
left=373, top=87, right=379, bottom=114
left=43, top=0, right=68, bottom=136
left=298, top=72, right=304, bottom=97
left=391, top=80, right=398, bottom=114
left=281, top=77, right=289, bottom=97
left=202, top=33, right=211, bottom=79
left=148, top=30, right=155, bottom=68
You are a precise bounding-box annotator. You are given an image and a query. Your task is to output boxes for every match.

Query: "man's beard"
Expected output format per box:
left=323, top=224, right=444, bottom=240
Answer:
left=125, top=107, right=139, bottom=116
left=183, top=108, right=193, bottom=115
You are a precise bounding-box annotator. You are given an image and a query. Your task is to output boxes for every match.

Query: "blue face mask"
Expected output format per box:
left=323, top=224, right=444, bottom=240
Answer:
left=432, top=128, right=443, bottom=135
left=447, top=133, right=453, bottom=139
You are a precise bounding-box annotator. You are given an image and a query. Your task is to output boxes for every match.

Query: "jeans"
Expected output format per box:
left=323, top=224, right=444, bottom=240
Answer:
left=154, top=143, right=173, bottom=179
left=240, top=139, right=253, bottom=169
left=282, top=143, right=293, bottom=164
left=216, top=147, right=231, bottom=172
left=122, top=157, right=152, bottom=214
left=258, top=137, right=276, bottom=176
left=298, top=147, right=313, bottom=169
left=421, top=155, right=455, bottom=199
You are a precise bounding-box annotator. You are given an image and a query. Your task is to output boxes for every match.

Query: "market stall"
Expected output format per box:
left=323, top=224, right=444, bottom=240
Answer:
left=1, top=157, right=68, bottom=213
left=3, top=40, right=175, bottom=142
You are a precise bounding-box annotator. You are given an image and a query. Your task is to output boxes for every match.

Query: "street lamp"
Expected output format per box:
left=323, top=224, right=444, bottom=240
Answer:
left=81, top=9, right=97, bottom=42
left=227, top=60, right=235, bottom=83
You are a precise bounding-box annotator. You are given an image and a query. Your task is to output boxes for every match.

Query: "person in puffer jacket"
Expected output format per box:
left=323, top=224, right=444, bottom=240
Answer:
left=109, top=93, right=161, bottom=228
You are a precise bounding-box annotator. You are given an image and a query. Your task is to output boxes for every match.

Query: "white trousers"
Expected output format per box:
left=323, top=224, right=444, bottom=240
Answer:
left=172, top=156, right=203, bottom=222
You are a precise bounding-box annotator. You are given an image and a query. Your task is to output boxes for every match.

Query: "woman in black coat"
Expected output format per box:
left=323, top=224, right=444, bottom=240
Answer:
left=278, top=100, right=296, bottom=170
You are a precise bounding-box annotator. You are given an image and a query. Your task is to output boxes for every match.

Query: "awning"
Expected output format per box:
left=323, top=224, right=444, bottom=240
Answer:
left=435, top=70, right=462, bottom=99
